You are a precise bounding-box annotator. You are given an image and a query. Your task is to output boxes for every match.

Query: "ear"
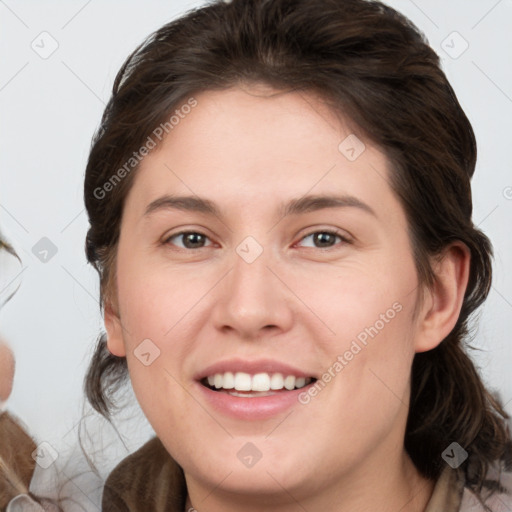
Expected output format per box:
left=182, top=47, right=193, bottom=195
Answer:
left=414, top=241, right=471, bottom=353
left=104, top=302, right=126, bottom=357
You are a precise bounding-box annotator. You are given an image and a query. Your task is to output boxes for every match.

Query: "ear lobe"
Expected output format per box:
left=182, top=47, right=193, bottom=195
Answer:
left=104, top=303, right=126, bottom=357
left=415, top=242, right=471, bottom=353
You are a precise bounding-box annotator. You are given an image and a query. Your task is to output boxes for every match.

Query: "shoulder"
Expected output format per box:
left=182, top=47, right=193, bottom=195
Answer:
left=102, top=436, right=186, bottom=512
left=460, top=467, right=512, bottom=512
left=0, top=412, right=37, bottom=508
left=425, top=464, right=512, bottom=512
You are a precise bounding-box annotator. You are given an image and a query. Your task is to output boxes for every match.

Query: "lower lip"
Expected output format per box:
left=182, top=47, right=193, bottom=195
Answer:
left=195, top=381, right=315, bottom=420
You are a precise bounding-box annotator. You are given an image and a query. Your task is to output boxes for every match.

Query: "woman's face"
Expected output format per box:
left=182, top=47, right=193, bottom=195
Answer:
left=106, top=85, right=436, bottom=501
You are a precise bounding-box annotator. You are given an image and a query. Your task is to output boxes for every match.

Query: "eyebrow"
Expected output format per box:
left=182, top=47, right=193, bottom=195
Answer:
left=144, top=194, right=377, bottom=220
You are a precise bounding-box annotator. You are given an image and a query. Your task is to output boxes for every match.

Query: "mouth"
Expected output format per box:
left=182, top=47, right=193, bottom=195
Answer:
left=200, top=372, right=317, bottom=398
left=194, top=359, right=319, bottom=419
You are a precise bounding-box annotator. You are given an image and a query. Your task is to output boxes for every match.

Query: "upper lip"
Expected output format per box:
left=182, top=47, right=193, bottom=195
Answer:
left=195, top=358, right=317, bottom=381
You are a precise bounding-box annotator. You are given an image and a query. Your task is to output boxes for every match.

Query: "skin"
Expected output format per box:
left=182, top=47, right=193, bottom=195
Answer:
left=105, top=83, right=470, bottom=512
left=0, top=341, right=15, bottom=405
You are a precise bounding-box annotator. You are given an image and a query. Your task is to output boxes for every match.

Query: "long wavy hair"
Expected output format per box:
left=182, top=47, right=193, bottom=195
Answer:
left=83, top=0, right=511, bottom=508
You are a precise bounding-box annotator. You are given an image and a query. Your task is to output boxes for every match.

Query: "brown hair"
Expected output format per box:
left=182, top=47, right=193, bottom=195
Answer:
left=83, top=0, right=511, bottom=506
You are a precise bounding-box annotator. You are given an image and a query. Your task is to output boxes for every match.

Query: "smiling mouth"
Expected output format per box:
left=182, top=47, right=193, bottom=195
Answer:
left=200, top=371, right=317, bottom=397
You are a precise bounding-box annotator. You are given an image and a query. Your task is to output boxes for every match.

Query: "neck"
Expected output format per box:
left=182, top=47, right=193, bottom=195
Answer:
left=183, top=450, right=435, bottom=512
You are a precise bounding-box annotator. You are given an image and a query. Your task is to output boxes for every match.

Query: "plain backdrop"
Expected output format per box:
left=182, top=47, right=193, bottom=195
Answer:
left=0, top=0, right=511, bottom=504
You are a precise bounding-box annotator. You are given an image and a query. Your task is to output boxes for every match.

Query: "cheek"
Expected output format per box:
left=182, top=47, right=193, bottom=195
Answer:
left=114, top=249, right=225, bottom=411
left=310, top=259, right=418, bottom=352
left=305, top=256, right=419, bottom=415
left=116, top=254, right=199, bottom=342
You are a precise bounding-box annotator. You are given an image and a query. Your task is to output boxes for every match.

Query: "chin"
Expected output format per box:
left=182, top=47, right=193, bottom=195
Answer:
left=183, top=437, right=318, bottom=494
left=194, top=463, right=313, bottom=500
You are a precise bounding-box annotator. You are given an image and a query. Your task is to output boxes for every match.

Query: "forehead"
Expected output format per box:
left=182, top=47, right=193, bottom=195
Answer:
left=125, top=85, right=401, bottom=224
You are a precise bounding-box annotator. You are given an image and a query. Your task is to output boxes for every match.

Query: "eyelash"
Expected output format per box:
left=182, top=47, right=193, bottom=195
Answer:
left=163, top=229, right=351, bottom=251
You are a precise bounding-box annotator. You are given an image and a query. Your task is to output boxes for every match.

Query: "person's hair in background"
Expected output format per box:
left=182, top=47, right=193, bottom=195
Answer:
left=82, top=0, right=512, bottom=509
left=0, top=236, right=19, bottom=414
left=0, top=237, right=22, bottom=312
left=0, top=237, right=31, bottom=508
left=0, top=235, right=62, bottom=511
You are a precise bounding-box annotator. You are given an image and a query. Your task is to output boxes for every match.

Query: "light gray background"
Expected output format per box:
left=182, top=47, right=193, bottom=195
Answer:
left=0, top=0, right=511, bottom=502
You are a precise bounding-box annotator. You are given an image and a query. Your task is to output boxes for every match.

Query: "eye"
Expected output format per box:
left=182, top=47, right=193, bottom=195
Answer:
left=164, top=231, right=213, bottom=250
left=296, top=229, right=351, bottom=249
left=163, top=229, right=350, bottom=251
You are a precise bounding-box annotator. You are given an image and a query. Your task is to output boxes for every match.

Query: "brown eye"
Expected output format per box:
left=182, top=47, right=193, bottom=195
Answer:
left=297, top=230, right=350, bottom=249
left=165, top=231, right=212, bottom=249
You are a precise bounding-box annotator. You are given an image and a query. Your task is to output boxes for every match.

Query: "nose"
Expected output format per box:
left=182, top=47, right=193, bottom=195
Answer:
left=211, top=248, right=294, bottom=340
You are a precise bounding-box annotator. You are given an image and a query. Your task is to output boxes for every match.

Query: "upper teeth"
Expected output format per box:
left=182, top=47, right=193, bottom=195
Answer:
left=206, top=372, right=311, bottom=392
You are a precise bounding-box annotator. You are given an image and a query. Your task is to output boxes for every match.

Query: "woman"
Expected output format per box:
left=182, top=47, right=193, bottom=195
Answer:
left=83, top=0, right=512, bottom=510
